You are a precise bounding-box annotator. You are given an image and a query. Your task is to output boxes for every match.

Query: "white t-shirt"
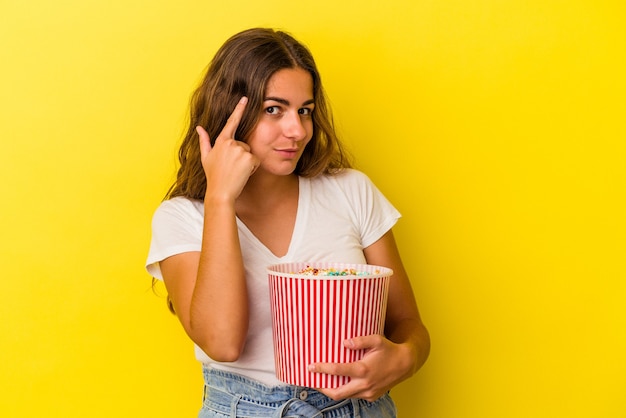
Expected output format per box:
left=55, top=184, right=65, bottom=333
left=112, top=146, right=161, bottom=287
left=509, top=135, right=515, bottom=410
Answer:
left=146, top=169, right=400, bottom=386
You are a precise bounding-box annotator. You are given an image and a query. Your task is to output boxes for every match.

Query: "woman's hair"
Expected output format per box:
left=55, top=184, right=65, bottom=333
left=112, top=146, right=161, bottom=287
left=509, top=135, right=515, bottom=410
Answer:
left=159, top=28, right=352, bottom=313
left=166, top=27, right=352, bottom=201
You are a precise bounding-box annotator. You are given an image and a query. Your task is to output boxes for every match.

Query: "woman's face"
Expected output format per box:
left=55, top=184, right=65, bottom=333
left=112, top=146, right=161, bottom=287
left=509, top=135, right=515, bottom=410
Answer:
left=246, top=67, right=314, bottom=177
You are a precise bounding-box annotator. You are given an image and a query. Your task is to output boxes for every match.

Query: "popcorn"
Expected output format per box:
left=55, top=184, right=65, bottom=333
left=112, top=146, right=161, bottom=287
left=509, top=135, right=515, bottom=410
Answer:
left=294, top=265, right=378, bottom=276
left=267, top=261, right=392, bottom=387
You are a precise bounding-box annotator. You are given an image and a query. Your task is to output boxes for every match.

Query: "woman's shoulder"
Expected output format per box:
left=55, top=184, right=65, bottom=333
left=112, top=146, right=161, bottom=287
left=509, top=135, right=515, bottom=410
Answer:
left=305, top=169, right=380, bottom=204
left=309, top=168, right=373, bottom=187
left=153, top=196, right=204, bottom=220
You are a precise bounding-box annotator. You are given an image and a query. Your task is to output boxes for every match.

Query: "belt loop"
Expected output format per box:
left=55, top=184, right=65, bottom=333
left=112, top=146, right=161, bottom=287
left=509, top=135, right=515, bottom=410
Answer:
left=351, top=398, right=361, bottom=418
left=275, top=398, right=296, bottom=417
left=230, top=394, right=243, bottom=418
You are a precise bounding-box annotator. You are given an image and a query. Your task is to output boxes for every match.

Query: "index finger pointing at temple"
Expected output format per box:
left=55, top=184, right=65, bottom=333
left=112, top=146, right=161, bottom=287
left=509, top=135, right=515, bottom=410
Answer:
left=218, top=96, right=248, bottom=141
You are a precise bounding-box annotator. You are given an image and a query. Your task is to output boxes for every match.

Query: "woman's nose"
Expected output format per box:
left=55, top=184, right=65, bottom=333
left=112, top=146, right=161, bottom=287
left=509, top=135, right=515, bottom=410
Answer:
left=283, top=112, right=307, bottom=140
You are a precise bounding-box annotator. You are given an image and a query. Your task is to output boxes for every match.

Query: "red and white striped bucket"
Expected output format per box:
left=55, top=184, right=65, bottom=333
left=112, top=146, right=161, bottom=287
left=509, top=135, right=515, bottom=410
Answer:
left=267, top=262, right=392, bottom=388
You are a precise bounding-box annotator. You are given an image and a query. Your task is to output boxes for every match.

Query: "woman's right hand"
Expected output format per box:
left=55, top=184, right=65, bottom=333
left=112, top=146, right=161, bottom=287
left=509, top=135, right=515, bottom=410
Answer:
left=160, top=98, right=255, bottom=361
left=196, top=96, right=259, bottom=203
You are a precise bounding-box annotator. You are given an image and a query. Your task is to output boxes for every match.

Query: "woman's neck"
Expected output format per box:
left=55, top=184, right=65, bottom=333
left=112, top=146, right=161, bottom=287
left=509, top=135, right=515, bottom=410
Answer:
left=236, top=172, right=299, bottom=210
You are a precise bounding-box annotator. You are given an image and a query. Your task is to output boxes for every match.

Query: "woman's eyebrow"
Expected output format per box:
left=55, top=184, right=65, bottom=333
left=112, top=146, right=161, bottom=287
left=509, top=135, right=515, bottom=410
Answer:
left=264, top=97, right=315, bottom=106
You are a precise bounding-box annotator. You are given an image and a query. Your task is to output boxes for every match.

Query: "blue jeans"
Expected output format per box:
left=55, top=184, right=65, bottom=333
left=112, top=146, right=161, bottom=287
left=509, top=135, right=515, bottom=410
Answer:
left=199, top=367, right=397, bottom=418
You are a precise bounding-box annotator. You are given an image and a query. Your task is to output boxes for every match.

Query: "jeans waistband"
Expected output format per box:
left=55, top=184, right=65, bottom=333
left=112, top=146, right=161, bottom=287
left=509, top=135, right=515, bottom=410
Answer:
left=202, top=367, right=359, bottom=418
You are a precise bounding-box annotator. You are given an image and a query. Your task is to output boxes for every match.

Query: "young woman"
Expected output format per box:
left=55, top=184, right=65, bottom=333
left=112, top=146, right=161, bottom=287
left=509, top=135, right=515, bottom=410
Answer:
left=147, top=27, right=430, bottom=417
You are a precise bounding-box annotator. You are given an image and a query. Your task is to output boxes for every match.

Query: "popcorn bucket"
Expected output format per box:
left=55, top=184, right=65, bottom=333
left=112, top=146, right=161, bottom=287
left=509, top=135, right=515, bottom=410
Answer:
left=267, top=262, right=392, bottom=388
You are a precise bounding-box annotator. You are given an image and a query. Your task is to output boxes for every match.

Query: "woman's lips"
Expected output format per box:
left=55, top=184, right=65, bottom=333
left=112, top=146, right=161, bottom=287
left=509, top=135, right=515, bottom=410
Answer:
left=275, top=148, right=299, bottom=158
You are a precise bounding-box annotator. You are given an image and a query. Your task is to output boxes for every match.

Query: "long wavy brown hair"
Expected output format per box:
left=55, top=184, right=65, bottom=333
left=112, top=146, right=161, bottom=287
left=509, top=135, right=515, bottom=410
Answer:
left=166, top=28, right=352, bottom=201
left=158, top=28, right=352, bottom=313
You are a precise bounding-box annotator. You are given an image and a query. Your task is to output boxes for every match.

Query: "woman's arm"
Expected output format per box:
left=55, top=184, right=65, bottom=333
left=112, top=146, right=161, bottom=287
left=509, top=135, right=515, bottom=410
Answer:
left=368, top=229, right=430, bottom=376
left=309, top=229, right=430, bottom=401
left=160, top=97, right=258, bottom=362
left=160, top=199, right=248, bottom=362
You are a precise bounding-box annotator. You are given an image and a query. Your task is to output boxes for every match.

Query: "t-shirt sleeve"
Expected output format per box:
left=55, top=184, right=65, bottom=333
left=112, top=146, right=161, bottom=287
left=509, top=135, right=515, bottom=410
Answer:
left=342, top=170, right=402, bottom=248
left=145, top=197, right=203, bottom=280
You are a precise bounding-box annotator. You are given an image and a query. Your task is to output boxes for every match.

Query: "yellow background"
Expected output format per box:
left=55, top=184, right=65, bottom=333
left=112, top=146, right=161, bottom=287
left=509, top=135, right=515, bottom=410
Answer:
left=1, top=0, right=624, bottom=416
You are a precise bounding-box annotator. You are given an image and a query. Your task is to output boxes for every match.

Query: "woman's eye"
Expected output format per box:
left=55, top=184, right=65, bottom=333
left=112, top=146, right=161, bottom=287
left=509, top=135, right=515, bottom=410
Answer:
left=265, top=106, right=280, bottom=115
left=299, top=108, right=313, bottom=116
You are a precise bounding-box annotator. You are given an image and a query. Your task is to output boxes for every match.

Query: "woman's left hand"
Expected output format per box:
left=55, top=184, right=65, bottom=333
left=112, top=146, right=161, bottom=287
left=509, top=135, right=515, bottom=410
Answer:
left=308, top=334, right=417, bottom=402
left=309, top=229, right=430, bottom=402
